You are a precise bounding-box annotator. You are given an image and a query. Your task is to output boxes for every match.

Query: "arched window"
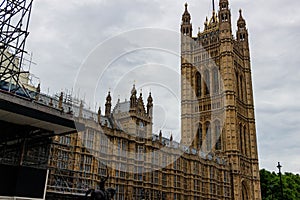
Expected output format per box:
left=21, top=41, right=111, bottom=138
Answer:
left=196, top=72, right=202, bottom=97
left=213, top=68, right=219, bottom=94
left=205, top=122, right=211, bottom=151
left=197, top=123, right=203, bottom=149
left=242, top=182, right=249, bottom=200
left=204, top=70, right=210, bottom=95
left=215, top=121, right=221, bottom=150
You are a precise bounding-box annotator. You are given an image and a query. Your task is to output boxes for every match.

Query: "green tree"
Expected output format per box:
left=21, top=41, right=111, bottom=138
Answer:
left=260, top=169, right=300, bottom=200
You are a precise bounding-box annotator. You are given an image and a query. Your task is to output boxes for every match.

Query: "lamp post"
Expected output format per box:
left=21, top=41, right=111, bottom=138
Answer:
left=277, top=162, right=284, bottom=200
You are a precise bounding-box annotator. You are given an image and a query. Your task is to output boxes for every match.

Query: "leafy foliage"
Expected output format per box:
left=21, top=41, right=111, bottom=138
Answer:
left=260, top=169, right=300, bottom=200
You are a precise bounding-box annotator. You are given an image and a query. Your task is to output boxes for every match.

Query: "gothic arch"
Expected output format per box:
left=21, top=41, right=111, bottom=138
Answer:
left=242, top=181, right=249, bottom=200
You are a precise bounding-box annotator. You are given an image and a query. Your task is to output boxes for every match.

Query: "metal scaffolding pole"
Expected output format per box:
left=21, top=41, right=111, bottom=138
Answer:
left=0, top=0, right=33, bottom=97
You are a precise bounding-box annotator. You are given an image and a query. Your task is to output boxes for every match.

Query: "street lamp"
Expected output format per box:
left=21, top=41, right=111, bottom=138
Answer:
left=276, top=162, right=284, bottom=200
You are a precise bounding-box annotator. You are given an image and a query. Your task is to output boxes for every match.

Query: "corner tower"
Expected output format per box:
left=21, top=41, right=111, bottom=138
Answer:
left=180, top=2, right=261, bottom=200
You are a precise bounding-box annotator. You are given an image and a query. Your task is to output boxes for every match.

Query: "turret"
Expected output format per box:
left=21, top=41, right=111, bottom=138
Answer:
left=181, top=3, right=192, bottom=37
left=105, top=91, right=112, bottom=117
left=218, top=0, right=232, bottom=36
left=159, top=130, right=162, bottom=143
left=236, top=9, right=248, bottom=43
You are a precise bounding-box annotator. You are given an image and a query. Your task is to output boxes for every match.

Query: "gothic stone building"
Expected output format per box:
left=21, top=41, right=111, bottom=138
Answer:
left=180, top=0, right=260, bottom=199
left=46, top=1, right=261, bottom=200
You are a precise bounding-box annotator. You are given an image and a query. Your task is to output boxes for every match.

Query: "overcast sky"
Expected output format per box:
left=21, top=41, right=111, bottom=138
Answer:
left=25, top=0, right=300, bottom=173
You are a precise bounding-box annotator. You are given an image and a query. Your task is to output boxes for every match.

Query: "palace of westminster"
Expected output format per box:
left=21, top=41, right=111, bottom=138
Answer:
left=27, top=0, right=261, bottom=199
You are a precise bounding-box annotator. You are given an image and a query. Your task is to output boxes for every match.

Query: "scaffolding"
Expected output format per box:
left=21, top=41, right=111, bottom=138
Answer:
left=0, top=0, right=34, bottom=97
left=46, top=133, right=111, bottom=199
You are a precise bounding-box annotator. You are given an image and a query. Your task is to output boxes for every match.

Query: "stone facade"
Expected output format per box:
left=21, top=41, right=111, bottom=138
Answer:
left=46, top=1, right=261, bottom=200
left=47, top=87, right=232, bottom=200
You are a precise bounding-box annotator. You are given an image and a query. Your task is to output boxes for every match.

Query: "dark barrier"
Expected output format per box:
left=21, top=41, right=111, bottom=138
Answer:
left=0, top=164, right=48, bottom=198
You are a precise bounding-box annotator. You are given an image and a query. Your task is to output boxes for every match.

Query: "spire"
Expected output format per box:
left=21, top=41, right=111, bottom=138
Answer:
left=147, top=92, right=153, bottom=117
left=159, top=130, right=162, bottom=142
left=236, top=9, right=248, bottom=42
left=212, top=0, right=215, bottom=12
left=184, top=2, right=188, bottom=12
left=105, top=91, right=112, bottom=117
left=131, top=84, right=137, bottom=95
left=181, top=3, right=192, bottom=37
left=237, top=9, right=246, bottom=28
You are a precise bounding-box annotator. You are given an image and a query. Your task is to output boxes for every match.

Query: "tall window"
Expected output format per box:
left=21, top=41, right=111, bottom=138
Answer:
left=151, top=171, right=159, bottom=184
left=213, top=68, right=219, bottom=94
left=205, top=122, right=211, bottom=151
left=215, top=121, right=221, bottom=150
left=136, top=145, right=144, bottom=161
left=242, top=183, right=248, bottom=200
left=152, top=151, right=159, bottom=166
left=115, top=184, right=125, bottom=200
left=115, top=163, right=126, bottom=178
left=236, top=72, right=240, bottom=97
left=117, top=139, right=127, bottom=159
left=80, top=155, right=92, bottom=173
left=137, top=121, right=145, bottom=139
left=196, top=72, right=202, bottom=97
left=100, top=134, right=108, bottom=155
left=240, top=75, right=244, bottom=101
left=197, top=123, right=203, bottom=149
left=244, top=126, right=248, bottom=156
left=98, top=161, right=107, bottom=177
left=134, top=166, right=143, bottom=181
left=162, top=173, right=167, bottom=186
left=204, top=70, right=210, bottom=95
left=174, top=175, right=181, bottom=188
left=194, top=179, right=200, bottom=191
left=83, top=129, right=94, bottom=149
left=240, top=124, right=244, bottom=154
